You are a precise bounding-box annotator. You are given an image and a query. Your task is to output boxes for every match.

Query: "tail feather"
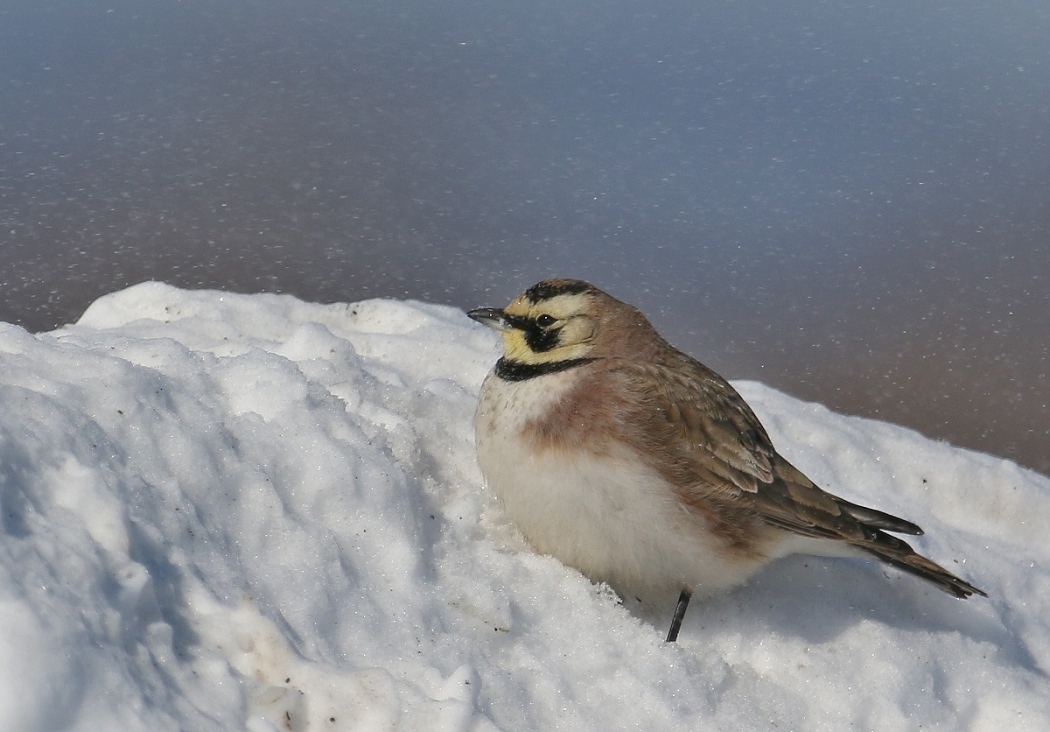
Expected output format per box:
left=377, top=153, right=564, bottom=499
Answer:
left=752, top=471, right=985, bottom=599
left=859, top=531, right=986, bottom=599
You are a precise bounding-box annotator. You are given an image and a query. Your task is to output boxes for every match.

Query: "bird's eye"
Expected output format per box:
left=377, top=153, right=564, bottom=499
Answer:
left=535, top=314, right=557, bottom=328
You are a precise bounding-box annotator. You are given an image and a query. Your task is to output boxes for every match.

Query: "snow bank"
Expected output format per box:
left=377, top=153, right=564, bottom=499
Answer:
left=0, top=282, right=1046, bottom=730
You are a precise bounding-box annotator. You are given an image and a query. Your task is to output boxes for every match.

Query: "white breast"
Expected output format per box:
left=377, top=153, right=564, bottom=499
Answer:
left=474, top=370, right=770, bottom=599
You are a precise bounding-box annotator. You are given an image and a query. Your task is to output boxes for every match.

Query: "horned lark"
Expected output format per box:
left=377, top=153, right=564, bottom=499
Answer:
left=468, top=278, right=985, bottom=642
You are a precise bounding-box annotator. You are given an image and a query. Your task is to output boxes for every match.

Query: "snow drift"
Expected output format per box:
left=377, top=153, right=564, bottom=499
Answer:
left=0, top=282, right=1046, bottom=731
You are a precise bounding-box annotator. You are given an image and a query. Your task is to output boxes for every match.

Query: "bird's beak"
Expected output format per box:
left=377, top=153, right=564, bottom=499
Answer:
left=467, top=307, right=514, bottom=332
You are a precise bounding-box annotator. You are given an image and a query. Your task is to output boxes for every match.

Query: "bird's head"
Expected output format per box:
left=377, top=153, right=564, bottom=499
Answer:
left=467, top=278, right=606, bottom=365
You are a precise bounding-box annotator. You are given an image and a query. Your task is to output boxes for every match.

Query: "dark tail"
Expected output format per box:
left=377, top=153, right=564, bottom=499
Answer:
left=858, top=530, right=986, bottom=599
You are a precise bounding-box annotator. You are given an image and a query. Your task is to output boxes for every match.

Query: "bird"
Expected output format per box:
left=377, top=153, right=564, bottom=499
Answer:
left=467, top=278, right=985, bottom=642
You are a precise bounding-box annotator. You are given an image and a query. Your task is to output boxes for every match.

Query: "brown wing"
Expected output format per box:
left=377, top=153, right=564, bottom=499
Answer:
left=611, top=357, right=856, bottom=537
left=610, top=357, right=985, bottom=598
left=614, top=355, right=778, bottom=495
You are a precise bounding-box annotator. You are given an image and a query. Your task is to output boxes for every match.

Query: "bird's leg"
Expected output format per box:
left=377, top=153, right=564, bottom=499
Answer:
left=665, top=589, right=692, bottom=642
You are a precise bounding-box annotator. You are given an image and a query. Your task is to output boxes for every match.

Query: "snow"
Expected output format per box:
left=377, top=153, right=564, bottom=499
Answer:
left=0, top=282, right=1046, bottom=731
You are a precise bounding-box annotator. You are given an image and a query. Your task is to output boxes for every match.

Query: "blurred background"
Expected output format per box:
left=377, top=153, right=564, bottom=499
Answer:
left=1, top=1, right=1047, bottom=474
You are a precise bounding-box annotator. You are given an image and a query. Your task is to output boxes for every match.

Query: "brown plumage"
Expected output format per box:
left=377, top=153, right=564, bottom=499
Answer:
left=469, top=278, right=985, bottom=640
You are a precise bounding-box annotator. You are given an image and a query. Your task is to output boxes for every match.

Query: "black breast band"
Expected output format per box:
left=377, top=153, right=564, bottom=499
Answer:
left=494, top=357, right=597, bottom=382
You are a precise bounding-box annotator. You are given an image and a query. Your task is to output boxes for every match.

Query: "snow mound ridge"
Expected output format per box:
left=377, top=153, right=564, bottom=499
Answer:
left=0, top=282, right=1044, bottom=730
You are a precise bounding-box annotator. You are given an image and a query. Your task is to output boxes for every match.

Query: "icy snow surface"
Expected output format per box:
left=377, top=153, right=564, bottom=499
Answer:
left=0, top=282, right=1046, bottom=731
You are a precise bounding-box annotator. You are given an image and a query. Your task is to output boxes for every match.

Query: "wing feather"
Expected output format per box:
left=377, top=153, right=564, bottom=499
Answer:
left=611, top=357, right=905, bottom=544
left=603, top=351, right=985, bottom=598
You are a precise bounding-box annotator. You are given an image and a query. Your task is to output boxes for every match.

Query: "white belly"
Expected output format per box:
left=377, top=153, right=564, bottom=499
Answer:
left=474, top=371, right=768, bottom=599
